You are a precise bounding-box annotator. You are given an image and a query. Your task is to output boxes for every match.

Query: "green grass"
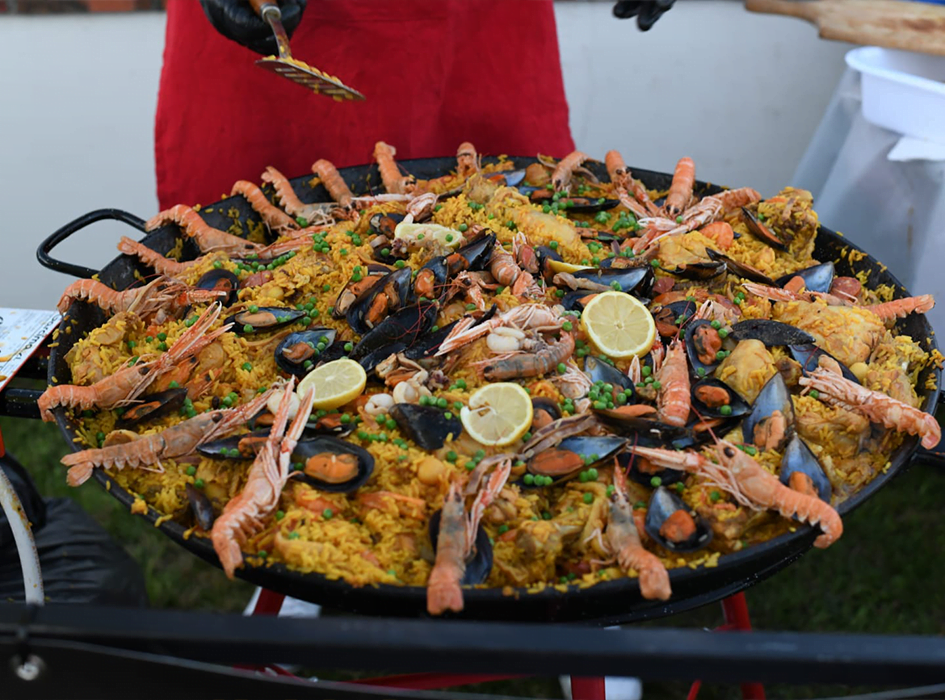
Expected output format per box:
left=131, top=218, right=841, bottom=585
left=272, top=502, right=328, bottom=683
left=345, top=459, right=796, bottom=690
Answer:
left=3, top=404, right=944, bottom=699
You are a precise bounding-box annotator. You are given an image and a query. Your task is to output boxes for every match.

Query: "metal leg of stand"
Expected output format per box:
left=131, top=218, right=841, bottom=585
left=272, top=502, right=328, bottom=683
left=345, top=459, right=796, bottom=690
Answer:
left=252, top=589, right=285, bottom=616
left=721, top=593, right=765, bottom=700
left=571, top=676, right=607, bottom=700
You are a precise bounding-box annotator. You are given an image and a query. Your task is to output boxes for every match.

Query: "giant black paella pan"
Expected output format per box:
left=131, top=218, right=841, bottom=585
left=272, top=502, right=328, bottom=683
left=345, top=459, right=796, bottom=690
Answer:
left=38, top=156, right=942, bottom=624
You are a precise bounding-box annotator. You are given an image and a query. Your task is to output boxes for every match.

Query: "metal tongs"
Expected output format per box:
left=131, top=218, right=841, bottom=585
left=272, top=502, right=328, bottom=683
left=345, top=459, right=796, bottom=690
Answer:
left=250, top=0, right=365, bottom=102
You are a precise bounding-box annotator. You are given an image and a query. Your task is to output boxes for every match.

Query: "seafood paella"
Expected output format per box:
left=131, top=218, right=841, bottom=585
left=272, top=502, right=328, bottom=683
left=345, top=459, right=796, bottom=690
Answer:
left=42, top=144, right=943, bottom=615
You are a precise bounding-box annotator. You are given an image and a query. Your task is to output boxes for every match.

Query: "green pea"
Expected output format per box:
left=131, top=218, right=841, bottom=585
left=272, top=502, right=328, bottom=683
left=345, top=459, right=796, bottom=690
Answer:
left=194, top=478, right=205, bottom=489
left=323, top=508, right=333, bottom=519
left=583, top=493, right=593, bottom=504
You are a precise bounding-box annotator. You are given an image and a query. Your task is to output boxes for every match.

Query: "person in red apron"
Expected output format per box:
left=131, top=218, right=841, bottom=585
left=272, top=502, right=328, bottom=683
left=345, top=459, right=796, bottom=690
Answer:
left=155, top=0, right=674, bottom=209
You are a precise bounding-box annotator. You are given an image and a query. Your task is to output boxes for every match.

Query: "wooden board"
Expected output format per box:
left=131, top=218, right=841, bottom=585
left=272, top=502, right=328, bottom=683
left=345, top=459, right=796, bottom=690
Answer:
left=745, top=0, right=945, bottom=56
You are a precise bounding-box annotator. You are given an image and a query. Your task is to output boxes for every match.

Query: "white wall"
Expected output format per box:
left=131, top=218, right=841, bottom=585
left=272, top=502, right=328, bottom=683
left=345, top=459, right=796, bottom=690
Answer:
left=0, top=3, right=851, bottom=311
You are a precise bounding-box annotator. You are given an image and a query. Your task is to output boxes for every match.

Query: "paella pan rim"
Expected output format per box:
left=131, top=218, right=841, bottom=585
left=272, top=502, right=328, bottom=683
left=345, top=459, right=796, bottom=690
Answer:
left=46, top=155, right=941, bottom=623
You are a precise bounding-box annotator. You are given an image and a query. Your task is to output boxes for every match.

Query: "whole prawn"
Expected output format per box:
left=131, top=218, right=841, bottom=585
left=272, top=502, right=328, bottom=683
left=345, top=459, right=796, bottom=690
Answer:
left=629, top=440, right=843, bottom=548
left=427, top=459, right=511, bottom=615
left=435, top=304, right=563, bottom=356
left=212, top=381, right=316, bottom=578
left=663, top=157, right=695, bottom=218
left=607, top=465, right=671, bottom=600
left=800, top=367, right=941, bottom=449
left=489, top=245, right=540, bottom=297
left=656, top=340, right=690, bottom=426
left=57, top=276, right=224, bottom=319
left=39, top=303, right=227, bottom=422
left=60, top=381, right=282, bottom=486
left=373, top=141, right=414, bottom=194
left=605, top=149, right=659, bottom=217
left=116, top=237, right=203, bottom=278
left=261, top=166, right=337, bottom=225
left=231, top=180, right=299, bottom=234
left=146, top=204, right=262, bottom=257
left=742, top=283, right=934, bottom=321
left=312, top=159, right=355, bottom=209
left=476, top=332, right=575, bottom=381
left=552, top=150, right=589, bottom=192
left=456, top=142, right=480, bottom=179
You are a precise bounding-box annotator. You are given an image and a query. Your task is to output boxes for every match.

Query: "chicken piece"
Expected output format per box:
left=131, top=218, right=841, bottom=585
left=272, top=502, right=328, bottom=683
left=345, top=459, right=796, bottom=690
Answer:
left=716, top=339, right=777, bottom=403
left=773, top=300, right=884, bottom=367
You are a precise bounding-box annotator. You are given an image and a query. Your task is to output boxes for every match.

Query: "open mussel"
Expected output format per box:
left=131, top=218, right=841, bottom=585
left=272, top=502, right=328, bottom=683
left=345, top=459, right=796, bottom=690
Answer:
left=352, top=302, right=439, bottom=366
left=390, top=403, right=463, bottom=450
left=429, top=509, right=492, bottom=585
left=580, top=267, right=653, bottom=297
left=186, top=483, right=215, bottom=531
left=369, top=212, right=406, bottom=237
left=561, top=289, right=599, bottom=312
left=198, top=430, right=270, bottom=460
left=531, top=397, right=562, bottom=432
left=584, top=356, right=634, bottom=393
left=705, top=248, right=776, bottom=285
left=730, top=319, right=815, bottom=347
left=291, top=437, right=374, bottom=493
left=644, top=487, right=712, bottom=553
left=116, top=388, right=188, bottom=428
left=690, top=378, right=749, bottom=419
left=275, top=329, right=337, bottom=376
left=653, top=300, right=697, bottom=338
left=347, top=267, right=413, bottom=336
left=775, top=262, right=835, bottom=294
left=559, top=196, right=620, bottom=214
left=225, top=306, right=305, bottom=334
left=743, top=373, right=794, bottom=451
left=789, top=344, right=861, bottom=385
left=333, top=267, right=389, bottom=319
left=527, top=436, right=626, bottom=479
left=536, top=245, right=563, bottom=282
left=616, top=449, right=685, bottom=488
left=414, top=256, right=449, bottom=302
left=195, top=269, right=239, bottom=307
left=448, top=233, right=496, bottom=274
left=686, top=319, right=724, bottom=375
left=663, top=260, right=726, bottom=280
left=741, top=207, right=788, bottom=251
left=490, top=169, right=526, bottom=188
left=780, top=434, right=831, bottom=502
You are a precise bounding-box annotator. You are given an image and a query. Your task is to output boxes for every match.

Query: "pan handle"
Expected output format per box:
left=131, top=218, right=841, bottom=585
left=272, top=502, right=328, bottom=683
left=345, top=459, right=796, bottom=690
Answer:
left=0, top=388, right=43, bottom=421
left=37, top=208, right=146, bottom=279
left=914, top=390, right=945, bottom=467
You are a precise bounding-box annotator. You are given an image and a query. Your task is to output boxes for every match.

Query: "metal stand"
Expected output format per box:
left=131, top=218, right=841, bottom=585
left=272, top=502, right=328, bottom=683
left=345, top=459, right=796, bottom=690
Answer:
left=249, top=588, right=765, bottom=700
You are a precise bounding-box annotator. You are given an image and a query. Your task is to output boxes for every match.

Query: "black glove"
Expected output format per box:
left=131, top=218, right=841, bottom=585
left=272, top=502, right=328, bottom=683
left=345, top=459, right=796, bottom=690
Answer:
left=199, top=0, right=307, bottom=56
left=613, top=0, right=676, bottom=31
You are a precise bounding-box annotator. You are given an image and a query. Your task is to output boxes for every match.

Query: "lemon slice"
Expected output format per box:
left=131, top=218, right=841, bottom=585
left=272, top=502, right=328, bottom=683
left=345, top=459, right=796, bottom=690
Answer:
left=297, top=358, right=367, bottom=410
left=580, top=291, right=656, bottom=359
left=394, top=222, right=465, bottom=250
left=546, top=259, right=594, bottom=275
left=460, top=383, right=534, bottom=447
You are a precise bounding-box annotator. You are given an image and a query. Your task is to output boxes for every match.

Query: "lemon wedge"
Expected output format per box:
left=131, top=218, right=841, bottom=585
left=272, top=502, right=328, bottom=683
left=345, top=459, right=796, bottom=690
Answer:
left=460, top=383, right=534, bottom=447
left=546, top=259, right=594, bottom=275
left=394, top=222, right=465, bottom=250
left=297, top=358, right=367, bottom=410
left=580, top=291, right=656, bottom=359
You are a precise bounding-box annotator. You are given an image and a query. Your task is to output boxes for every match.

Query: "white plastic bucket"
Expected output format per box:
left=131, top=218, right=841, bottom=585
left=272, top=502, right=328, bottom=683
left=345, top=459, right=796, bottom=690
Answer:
left=845, top=46, right=945, bottom=143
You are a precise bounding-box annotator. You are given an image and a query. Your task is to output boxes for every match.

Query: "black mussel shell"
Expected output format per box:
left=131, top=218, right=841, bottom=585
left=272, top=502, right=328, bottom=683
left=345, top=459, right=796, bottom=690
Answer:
left=571, top=266, right=654, bottom=298
left=526, top=447, right=585, bottom=480
left=559, top=197, right=620, bottom=214
left=560, top=289, right=599, bottom=312
left=429, top=510, right=492, bottom=585
left=775, top=262, right=835, bottom=294
left=226, top=306, right=305, bottom=334
left=403, top=319, right=460, bottom=361
left=116, top=388, right=188, bottom=428
left=536, top=245, right=564, bottom=281
left=664, top=261, right=726, bottom=280
left=616, top=451, right=685, bottom=488
left=531, top=397, right=562, bottom=430
left=198, top=430, right=270, bottom=460
left=357, top=341, right=408, bottom=375
left=645, top=486, right=712, bottom=553
left=584, top=356, right=634, bottom=393
left=454, top=233, right=496, bottom=272
left=558, top=436, right=626, bottom=468
left=390, top=403, right=463, bottom=450
left=743, top=373, right=795, bottom=451
left=353, top=302, right=438, bottom=361
left=305, top=413, right=357, bottom=438
left=274, top=329, right=337, bottom=376
left=780, top=434, right=832, bottom=503
left=369, top=212, right=406, bottom=237
left=493, top=169, right=526, bottom=188
left=741, top=207, right=788, bottom=251
left=347, top=267, right=413, bottom=336
left=653, top=300, right=697, bottom=337
left=195, top=269, right=239, bottom=307
left=332, top=269, right=388, bottom=319
left=730, top=320, right=815, bottom=347
left=789, top=344, right=861, bottom=385
left=291, top=437, right=374, bottom=493
left=705, top=248, right=776, bottom=285
left=186, top=483, right=215, bottom=531
left=687, top=416, right=742, bottom=444
left=686, top=319, right=724, bottom=375
left=690, top=378, right=750, bottom=419
left=415, top=256, right=450, bottom=302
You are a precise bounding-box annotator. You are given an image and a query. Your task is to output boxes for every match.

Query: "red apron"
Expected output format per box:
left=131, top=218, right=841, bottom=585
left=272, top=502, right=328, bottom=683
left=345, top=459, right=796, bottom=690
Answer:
left=155, top=0, right=575, bottom=209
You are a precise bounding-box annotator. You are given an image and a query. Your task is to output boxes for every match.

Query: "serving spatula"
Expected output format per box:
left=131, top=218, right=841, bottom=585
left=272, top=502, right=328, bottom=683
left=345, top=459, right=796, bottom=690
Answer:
left=250, top=0, right=365, bottom=102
